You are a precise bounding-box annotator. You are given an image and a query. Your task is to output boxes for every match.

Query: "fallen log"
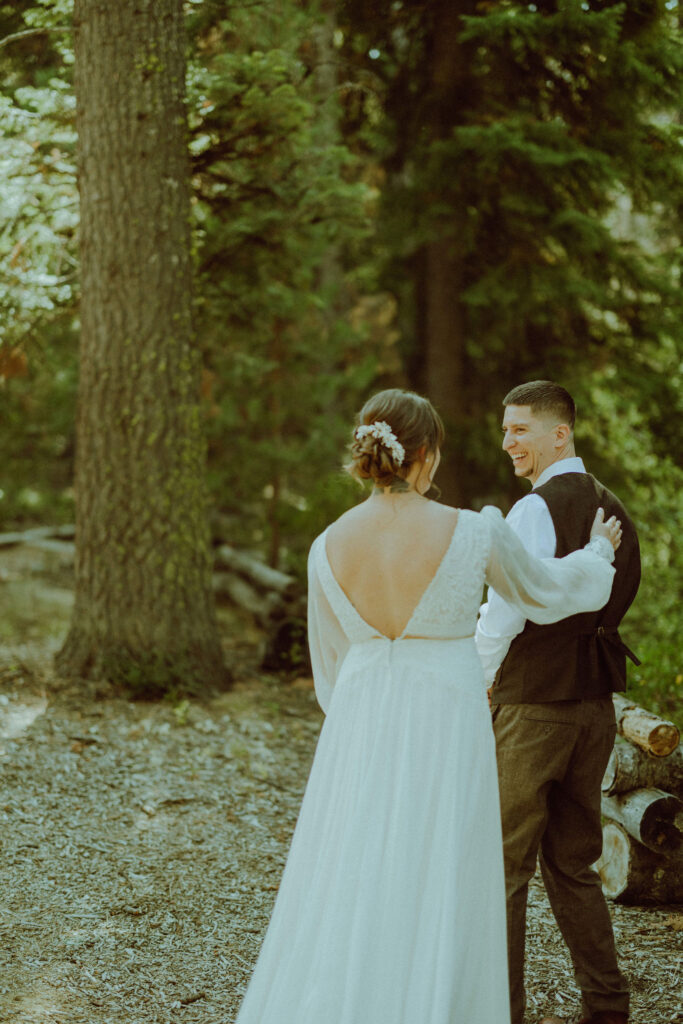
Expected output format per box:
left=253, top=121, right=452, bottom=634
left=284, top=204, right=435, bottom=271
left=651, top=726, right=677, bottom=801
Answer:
left=602, top=737, right=683, bottom=798
left=212, top=572, right=285, bottom=624
left=0, top=524, right=75, bottom=547
left=601, top=787, right=683, bottom=854
left=214, top=545, right=296, bottom=597
left=595, top=821, right=683, bottom=904
left=613, top=693, right=680, bottom=757
left=213, top=568, right=308, bottom=671
left=25, top=538, right=75, bottom=560
left=0, top=523, right=308, bottom=665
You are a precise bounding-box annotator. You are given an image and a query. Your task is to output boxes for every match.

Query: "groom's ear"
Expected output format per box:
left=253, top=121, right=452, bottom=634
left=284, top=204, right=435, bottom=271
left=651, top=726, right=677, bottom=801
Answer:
left=553, top=423, right=572, bottom=447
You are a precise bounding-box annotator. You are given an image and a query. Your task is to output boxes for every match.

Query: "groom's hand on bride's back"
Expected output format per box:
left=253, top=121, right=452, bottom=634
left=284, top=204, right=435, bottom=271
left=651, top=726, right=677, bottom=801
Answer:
left=590, top=507, right=622, bottom=551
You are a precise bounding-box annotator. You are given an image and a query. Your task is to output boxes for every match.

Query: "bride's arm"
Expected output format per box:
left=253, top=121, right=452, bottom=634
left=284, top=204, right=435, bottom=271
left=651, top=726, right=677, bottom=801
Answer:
left=481, top=505, right=617, bottom=625
left=307, top=539, right=350, bottom=714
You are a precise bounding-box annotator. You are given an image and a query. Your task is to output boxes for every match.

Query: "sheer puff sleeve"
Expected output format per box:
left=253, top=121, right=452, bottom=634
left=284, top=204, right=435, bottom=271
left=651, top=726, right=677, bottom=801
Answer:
left=480, top=505, right=615, bottom=624
left=307, top=536, right=350, bottom=714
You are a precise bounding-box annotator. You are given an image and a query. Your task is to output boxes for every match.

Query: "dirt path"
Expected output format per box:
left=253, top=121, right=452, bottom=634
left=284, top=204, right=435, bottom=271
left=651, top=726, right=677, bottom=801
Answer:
left=1, top=666, right=320, bottom=1024
left=0, top=570, right=681, bottom=1024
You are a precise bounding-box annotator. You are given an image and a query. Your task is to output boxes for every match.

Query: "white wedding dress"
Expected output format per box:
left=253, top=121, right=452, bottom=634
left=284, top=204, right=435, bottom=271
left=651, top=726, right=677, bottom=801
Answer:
left=234, top=507, right=615, bottom=1024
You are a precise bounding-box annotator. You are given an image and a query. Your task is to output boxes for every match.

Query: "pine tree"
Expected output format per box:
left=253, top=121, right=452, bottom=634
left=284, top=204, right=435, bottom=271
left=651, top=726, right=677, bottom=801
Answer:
left=187, top=0, right=375, bottom=565
left=339, top=0, right=683, bottom=504
left=56, top=0, right=226, bottom=694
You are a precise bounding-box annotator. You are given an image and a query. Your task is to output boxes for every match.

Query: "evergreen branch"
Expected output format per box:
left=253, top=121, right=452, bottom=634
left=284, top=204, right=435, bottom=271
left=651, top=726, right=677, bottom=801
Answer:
left=0, top=27, right=71, bottom=51
left=193, top=183, right=282, bottom=204
left=191, top=137, right=264, bottom=174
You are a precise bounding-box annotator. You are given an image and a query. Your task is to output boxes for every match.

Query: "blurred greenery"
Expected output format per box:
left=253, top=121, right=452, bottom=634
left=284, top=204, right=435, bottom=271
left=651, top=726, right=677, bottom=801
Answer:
left=0, top=0, right=680, bottom=716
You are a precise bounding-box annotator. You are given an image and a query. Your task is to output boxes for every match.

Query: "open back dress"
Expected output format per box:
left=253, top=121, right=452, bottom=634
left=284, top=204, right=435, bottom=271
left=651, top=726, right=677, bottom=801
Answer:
left=234, top=507, right=615, bottom=1024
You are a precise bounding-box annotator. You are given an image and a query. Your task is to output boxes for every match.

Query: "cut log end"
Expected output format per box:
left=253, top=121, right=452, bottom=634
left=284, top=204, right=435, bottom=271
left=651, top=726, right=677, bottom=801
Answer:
left=602, top=737, right=683, bottom=798
left=602, top=788, right=683, bottom=854
left=648, top=723, right=682, bottom=758
left=595, top=821, right=683, bottom=905
left=596, top=822, right=631, bottom=900
left=613, top=693, right=680, bottom=758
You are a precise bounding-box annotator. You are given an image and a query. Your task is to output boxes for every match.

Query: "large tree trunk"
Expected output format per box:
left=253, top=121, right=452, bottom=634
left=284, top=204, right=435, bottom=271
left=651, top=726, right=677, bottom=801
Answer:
left=423, top=236, right=467, bottom=506
left=417, top=1, right=477, bottom=506
left=56, top=0, right=226, bottom=693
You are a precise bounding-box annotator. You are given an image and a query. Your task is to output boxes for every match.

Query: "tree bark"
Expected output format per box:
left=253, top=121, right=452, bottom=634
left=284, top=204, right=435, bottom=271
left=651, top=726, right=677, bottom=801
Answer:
left=423, top=236, right=467, bottom=506
left=601, top=788, right=683, bottom=854
left=602, top=736, right=683, bottom=798
left=417, top=1, right=477, bottom=506
left=613, top=694, right=680, bottom=757
left=311, top=0, right=346, bottom=336
left=594, top=822, right=683, bottom=904
left=56, top=0, right=226, bottom=692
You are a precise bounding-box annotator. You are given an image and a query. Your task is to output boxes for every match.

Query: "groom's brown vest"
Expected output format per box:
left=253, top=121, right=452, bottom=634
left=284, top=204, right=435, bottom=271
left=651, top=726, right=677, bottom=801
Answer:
left=493, top=472, right=641, bottom=704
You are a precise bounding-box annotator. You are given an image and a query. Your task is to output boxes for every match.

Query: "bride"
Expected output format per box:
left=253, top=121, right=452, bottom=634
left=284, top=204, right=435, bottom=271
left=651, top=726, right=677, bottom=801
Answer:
left=234, top=388, right=621, bottom=1024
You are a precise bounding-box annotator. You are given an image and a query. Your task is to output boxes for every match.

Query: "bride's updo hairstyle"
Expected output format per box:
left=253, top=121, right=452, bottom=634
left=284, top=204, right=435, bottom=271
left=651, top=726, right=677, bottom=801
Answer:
left=347, top=389, right=445, bottom=489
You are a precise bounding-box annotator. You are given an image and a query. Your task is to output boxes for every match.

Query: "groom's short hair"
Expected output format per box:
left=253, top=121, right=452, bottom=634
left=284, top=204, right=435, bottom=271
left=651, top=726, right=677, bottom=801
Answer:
left=503, top=381, right=575, bottom=431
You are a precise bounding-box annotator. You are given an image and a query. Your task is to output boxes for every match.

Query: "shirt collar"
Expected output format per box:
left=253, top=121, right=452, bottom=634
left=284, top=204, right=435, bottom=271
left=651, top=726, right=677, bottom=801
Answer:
left=532, top=456, right=586, bottom=490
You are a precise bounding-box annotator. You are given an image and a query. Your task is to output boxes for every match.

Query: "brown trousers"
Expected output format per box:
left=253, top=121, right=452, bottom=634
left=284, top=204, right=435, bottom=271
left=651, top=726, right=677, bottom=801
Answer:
left=493, top=699, right=629, bottom=1024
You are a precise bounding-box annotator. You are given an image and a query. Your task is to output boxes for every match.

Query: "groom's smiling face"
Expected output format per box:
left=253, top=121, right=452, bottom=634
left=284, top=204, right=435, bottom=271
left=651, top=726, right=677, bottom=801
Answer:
left=501, top=404, right=566, bottom=486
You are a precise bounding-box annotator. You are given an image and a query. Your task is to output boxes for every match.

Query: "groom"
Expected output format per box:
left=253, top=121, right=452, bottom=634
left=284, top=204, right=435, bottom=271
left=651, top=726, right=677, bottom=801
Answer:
left=475, top=381, right=640, bottom=1024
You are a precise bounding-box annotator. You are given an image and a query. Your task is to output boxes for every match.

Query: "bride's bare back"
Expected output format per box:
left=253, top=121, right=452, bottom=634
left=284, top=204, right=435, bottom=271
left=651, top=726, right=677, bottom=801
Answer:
left=325, top=496, right=460, bottom=640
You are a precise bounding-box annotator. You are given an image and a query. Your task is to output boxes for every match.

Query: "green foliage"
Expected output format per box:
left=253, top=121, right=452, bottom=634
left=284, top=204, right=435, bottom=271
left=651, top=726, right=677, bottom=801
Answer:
left=1, top=0, right=680, bottom=717
left=339, top=0, right=683, bottom=393
left=0, top=337, right=77, bottom=523
left=336, top=0, right=683, bottom=711
left=0, top=0, right=380, bottom=541
left=0, top=0, right=77, bottom=523
left=187, top=0, right=379, bottom=563
left=0, top=83, right=77, bottom=354
left=0, top=0, right=76, bottom=354
left=630, top=638, right=681, bottom=729
left=577, top=363, right=683, bottom=726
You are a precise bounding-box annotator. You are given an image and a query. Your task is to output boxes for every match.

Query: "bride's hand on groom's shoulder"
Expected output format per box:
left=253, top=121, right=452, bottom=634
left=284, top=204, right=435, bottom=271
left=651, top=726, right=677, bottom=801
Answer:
left=590, top=507, right=622, bottom=551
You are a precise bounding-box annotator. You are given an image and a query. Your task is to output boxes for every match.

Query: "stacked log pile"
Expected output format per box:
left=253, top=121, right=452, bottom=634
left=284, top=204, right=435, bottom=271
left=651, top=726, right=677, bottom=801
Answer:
left=0, top=524, right=76, bottom=568
left=595, top=694, right=683, bottom=904
left=0, top=524, right=308, bottom=671
left=213, top=544, right=308, bottom=670
left=213, top=544, right=298, bottom=624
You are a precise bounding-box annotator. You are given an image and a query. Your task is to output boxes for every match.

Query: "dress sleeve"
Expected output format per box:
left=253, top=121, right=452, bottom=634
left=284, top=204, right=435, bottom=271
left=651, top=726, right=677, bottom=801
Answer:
left=480, top=505, right=615, bottom=625
left=307, top=538, right=351, bottom=714
left=475, top=493, right=558, bottom=684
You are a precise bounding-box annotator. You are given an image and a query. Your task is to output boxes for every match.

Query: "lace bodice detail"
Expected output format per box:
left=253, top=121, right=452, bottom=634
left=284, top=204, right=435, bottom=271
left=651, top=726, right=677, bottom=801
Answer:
left=313, top=509, right=490, bottom=643
left=406, top=510, right=490, bottom=637
left=307, top=505, right=616, bottom=712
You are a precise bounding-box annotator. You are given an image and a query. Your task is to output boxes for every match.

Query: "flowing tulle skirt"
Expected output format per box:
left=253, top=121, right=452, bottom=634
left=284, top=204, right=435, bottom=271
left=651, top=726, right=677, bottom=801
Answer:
left=234, top=637, right=510, bottom=1024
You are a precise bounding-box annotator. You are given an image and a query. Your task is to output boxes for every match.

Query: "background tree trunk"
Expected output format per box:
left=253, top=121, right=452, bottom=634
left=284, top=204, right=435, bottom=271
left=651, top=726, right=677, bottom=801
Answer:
left=422, top=236, right=466, bottom=506
left=56, top=0, right=226, bottom=693
left=417, top=0, right=476, bottom=506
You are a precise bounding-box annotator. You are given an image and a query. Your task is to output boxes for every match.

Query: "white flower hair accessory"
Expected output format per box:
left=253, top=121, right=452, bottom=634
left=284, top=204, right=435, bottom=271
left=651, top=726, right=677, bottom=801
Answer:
left=354, top=421, right=405, bottom=466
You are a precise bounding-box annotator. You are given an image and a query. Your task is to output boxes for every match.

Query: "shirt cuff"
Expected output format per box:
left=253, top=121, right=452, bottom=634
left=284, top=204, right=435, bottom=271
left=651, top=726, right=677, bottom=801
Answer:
left=475, top=621, right=515, bottom=687
left=584, top=535, right=615, bottom=563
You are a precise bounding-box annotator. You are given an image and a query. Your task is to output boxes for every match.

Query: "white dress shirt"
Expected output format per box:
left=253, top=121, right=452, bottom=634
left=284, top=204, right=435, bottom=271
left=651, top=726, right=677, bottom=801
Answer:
left=475, top=457, right=587, bottom=686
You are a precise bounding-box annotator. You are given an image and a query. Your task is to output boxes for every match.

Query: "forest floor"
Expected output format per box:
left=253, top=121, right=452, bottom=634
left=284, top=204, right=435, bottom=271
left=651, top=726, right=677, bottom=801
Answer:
left=0, top=544, right=681, bottom=1024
